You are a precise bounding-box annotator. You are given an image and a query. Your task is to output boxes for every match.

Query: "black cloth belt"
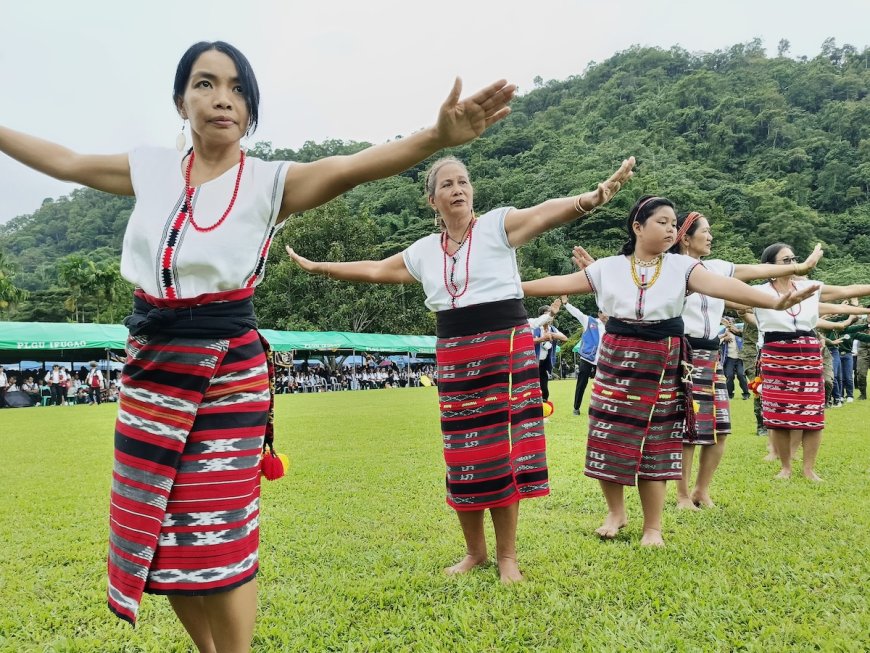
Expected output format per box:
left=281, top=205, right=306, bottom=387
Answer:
left=687, top=335, right=720, bottom=351
left=124, top=295, right=258, bottom=338
left=605, top=316, right=685, bottom=340
left=764, top=330, right=815, bottom=344
left=436, top=298, right=529, bottom=339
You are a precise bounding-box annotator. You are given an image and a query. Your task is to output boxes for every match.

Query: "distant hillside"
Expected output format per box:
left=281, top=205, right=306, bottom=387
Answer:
left=2, top=37, right=868, bottom=329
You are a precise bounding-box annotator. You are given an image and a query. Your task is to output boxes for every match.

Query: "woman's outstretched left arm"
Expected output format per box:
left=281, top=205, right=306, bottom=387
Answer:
left=688, top=265, right=819, bottom=310
left=820, top=284, right=870, bottom=302
left=278, top=78, right=515, bottom=219
left=503, top=158, right=635, bottom=247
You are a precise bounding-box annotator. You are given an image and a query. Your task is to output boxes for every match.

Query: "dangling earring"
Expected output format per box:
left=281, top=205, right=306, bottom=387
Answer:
left=176, top=121, right=187, bottom=152
left=433, top=210, right=440, bottom=228
left=241, top=128, right=250, bottom=154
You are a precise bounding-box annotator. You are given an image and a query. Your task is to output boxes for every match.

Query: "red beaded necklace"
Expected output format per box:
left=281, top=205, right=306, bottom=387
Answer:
left=183, top=149, right=246, bottom=233
left=441, top=218, right=475, bottom=309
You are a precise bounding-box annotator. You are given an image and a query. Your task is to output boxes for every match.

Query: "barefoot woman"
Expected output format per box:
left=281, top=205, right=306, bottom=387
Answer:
left=0, top=40, right=515, bottom=650
left=669, top=212, right=822, bottom=509
left=753, top=243, right=870, bottom=481
left=522, top=196, right=817, bottom=546
left=287, top=156, right=635, bottom=581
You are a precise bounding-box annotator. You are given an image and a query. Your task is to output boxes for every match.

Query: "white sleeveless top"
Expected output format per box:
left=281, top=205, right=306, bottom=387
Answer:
left=401, top=207, right=522, bottom=311
left=121, top=147, right=289, bottom=299
left=583, top=253, right=701, bottom=321
left=753, top=279, right=823, bottom=333
left=683, top=258, right=735, bottom=338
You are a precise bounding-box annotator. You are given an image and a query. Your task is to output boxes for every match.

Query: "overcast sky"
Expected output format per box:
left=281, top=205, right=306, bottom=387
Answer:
left=2, top=0, right=868, bottom=223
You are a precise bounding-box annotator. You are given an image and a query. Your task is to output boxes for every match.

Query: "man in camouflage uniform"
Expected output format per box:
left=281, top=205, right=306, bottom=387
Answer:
left=737, top=311, right=765, bottom=436
left=855, top=331, right=870, bottom=400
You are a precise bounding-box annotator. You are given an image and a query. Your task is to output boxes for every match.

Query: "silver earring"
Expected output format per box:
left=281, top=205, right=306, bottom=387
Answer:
left=176, top=121, right=187, bottom=152
left=433, top=211, right=440, bottom=228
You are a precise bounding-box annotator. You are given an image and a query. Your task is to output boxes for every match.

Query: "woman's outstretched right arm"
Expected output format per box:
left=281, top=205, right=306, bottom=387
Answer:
left=0, top=126, right=133, bottom=195
left=285, top=246, right=415, bottom=284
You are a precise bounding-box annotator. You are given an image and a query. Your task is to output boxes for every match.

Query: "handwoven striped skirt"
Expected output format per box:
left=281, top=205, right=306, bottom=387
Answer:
left=108, top=329, right=269, bottom=625
left=436, top=324, right=549, bottom=511
left=684, top=347, right=731, bottom=445
left=760, top=335, right=824, bottom=431
left=585, top=333, right=684, bottom=486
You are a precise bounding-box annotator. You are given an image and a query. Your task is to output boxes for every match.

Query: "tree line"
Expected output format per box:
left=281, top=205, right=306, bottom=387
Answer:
left=1, top=37, right=868, bottom=331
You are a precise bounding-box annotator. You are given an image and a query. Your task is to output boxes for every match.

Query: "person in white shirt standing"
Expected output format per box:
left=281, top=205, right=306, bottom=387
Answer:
left=560, top=294, right=607, bottom=415
left=532, top=305, right=567, bottom=402
left=43, top=365, right=68, bottom=406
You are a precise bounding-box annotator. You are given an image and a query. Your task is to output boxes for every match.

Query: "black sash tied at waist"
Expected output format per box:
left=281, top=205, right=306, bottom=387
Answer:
left=605, top=316, right=685, bottom=340
left=436, top=298, right=529, bottom=339
left=605, top=316, right=698, bottom=440
left=124, top=294, right=258, bottom=338
left=763, top=330, right=815, bottom=345
left=687, top=335, right=721, bottom=351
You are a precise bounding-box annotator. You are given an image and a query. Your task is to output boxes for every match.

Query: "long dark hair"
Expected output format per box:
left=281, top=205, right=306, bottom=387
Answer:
left=620, top=195, right=676, bottom=255
left=173, top=41, right=261, bottom=134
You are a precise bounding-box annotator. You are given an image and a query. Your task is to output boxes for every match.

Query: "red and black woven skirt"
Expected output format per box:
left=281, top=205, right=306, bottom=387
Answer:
left=760, top=335, right=824, bottom=431
left=436, top=323, right=549, bottom=510
left=684, top=346, right=731, bottom=446
left=108, top=328, right=270, bottom=625
left=585, top=333, right=684, bottom=486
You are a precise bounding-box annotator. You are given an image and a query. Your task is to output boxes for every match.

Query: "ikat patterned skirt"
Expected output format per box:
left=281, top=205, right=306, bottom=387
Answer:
left=436, top=324, right=549, bottom=511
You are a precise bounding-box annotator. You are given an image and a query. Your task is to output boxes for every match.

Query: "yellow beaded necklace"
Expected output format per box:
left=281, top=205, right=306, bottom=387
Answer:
left=630, top=254, right=663, bottom=289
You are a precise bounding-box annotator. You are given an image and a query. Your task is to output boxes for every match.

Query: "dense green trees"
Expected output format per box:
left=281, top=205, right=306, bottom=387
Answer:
left=1, top=38, right=868, bottom=331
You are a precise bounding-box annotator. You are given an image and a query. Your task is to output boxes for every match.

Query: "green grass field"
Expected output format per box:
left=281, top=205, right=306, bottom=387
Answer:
left=1, top=380, right=868, bottom=652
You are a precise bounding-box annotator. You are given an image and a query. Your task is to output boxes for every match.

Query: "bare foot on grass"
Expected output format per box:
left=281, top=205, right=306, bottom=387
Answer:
left=763, top=452, right=778, bottom=462
left=595, top=512, right=628, bottom=539
left=640, top=528, right=665, bottom=547
left=497, top=556, right=524, bottom=584
left=775, top=469, right=792, bottom=480
left=803, top=470, right=823, bottom=482
left=676, top=497, right=701, bottom=511
left=444, top=554, right=488, bottom=576
left=691, top=492, right=715, bottom=508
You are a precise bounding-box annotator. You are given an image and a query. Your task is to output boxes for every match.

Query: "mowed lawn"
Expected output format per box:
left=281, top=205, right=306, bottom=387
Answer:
left=1, top=380, right=868, bottom=652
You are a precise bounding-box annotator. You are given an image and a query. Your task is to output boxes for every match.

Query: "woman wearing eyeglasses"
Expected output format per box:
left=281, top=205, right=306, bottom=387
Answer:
left=753, top=243, right=870, bottom=481
left=667, top=212, right=822, bottom=509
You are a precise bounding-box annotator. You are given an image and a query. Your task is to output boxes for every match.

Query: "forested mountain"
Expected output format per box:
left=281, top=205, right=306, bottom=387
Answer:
left=2, top=38, right=869, bottom=331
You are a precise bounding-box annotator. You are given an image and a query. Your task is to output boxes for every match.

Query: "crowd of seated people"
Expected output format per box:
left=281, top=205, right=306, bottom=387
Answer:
left=2, top=356, right=437, bottom=407
left=274, top=361, right=437, bottom=394
left=0, top=364, right=121, bottom=407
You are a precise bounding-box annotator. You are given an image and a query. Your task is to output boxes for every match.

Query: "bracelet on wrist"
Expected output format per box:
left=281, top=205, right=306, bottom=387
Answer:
left=574, top=196, right=592, bottom=217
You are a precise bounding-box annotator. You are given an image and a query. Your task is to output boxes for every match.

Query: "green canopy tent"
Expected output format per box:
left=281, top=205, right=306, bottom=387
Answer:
left=0, top=322, right=128, bottom=364
left=0, top=322, right=437, bottom=364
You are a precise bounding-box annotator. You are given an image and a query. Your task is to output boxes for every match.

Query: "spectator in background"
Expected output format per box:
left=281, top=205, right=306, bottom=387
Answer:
left=86, top=362, right=104, bottom=405
left=734, top=309, right=766, bottom=436
left=532, top=304, right=567, bottom=402
left=856, top=326, right=870, bottom=400
left=44, top=365, right=67, bottom=406
left=21, top=376, right=40, bottom=403
left=0, top=365, right=7, bottom=408
left=721, top=319, right=750, bottom=400
left=560, top=294, right=607, bottom=416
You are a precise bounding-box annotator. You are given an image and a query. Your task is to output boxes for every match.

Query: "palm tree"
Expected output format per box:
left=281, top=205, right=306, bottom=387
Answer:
left=0, top=252, right=28, bottom=317
left=57, top=254, right=97, bottom=322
